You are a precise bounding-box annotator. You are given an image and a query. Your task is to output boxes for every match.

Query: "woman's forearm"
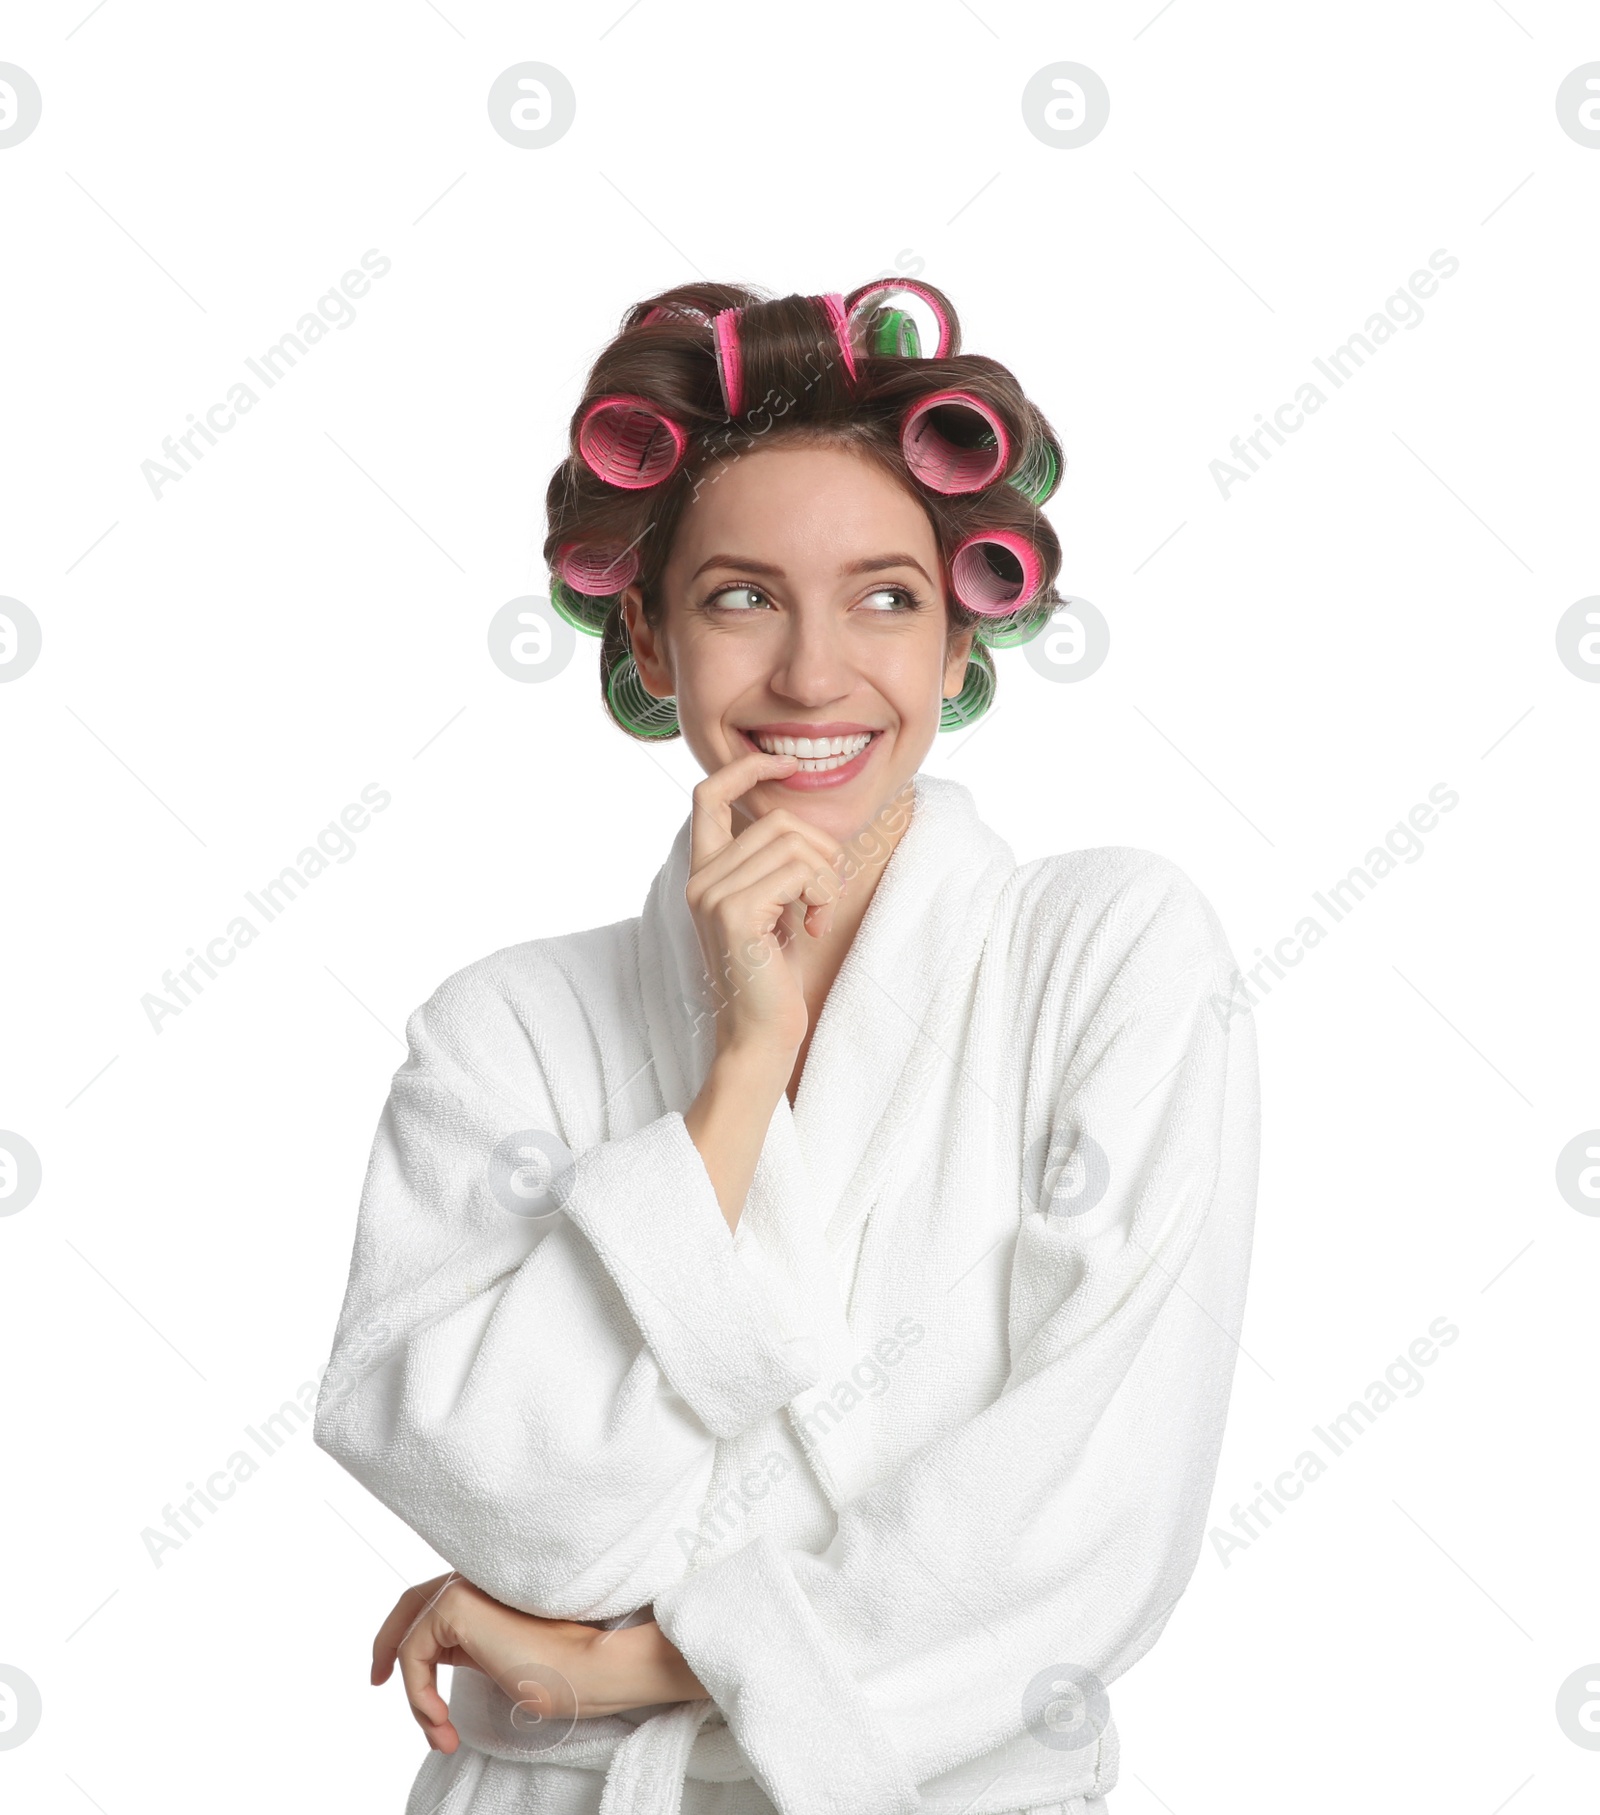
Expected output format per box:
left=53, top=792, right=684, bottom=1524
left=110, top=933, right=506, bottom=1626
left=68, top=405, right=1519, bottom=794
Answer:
left=683, top=1042, right=792, bottom=1234
left=373, top=1578, right=709, bottom=1747
left=595, top=1618, right=708, bottom=1708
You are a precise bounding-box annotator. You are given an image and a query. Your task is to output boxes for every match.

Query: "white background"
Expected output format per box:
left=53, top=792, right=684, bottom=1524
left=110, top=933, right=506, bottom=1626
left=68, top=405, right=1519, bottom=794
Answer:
left=2, top=1, right=1597, bottom=1810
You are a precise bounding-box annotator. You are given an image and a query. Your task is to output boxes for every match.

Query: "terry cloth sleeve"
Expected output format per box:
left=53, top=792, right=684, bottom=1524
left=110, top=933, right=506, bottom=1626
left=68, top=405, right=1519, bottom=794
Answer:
left=313, top=950, right=821, bottom=1620
left=650, top=858, right=1261, bottom=1815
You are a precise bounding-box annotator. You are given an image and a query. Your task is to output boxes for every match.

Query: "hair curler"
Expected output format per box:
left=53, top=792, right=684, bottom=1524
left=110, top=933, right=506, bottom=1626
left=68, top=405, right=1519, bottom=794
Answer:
left=843, top=279, right=954, bottom=360
left=1008, top=438, right=1060, bottom=506
left=639, top=302, right=710, bottom=327
left=556, top=541, right=640, bottom=596
left=974, top=597, right=1055, bottom=648
left=949, top=530, right=1044, bottom=616
left=550, top=576, right=611, bottom=637
left=868, top=307, right=921, bottom=356
left=607, top=652, right=680, bottom=738
left=712, top=308, right=746, bottom=418
left=577, top=394, right=687, bottom=489
left=902, top=390, right=1011, bottom=494
left=815, top=292, right=858, bottom=384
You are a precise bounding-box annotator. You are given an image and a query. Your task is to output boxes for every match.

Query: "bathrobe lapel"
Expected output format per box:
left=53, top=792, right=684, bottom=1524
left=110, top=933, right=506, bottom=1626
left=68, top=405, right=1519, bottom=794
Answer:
left=637, top=772, right=1016, bottom=1505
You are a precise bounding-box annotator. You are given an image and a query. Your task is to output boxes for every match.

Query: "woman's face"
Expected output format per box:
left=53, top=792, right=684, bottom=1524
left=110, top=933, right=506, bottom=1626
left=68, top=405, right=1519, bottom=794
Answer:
left=624, top=441, right=975, bottom=844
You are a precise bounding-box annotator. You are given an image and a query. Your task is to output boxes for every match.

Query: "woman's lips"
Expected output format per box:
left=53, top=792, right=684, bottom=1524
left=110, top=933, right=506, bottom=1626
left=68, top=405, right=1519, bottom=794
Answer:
left=736, top=728, right=882, bottom=790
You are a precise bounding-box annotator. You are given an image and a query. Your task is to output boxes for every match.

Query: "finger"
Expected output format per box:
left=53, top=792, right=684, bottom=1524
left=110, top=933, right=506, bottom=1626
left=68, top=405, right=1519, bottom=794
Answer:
left=372, top=1605, right=415, bottom=1684
left=801, top=893, right=838, bottom=939
left=702, top=850, right=844, bottom=949
left=689, top=751, right=799, bottom=873
left=397, top=1622, right=455, bottom=1738
left=714, top=861, right=844, bottom=960
left=689, top=824, right=848, bottom=907
left=734, top=805, right=846, bottom=867
left=372, top=1575, right=456, bottom=1686
left=782, top=885, right=838, bottom=944
left=692, top=809, right=848, bottom=892
left=689, top=810, right=844, bottom=899
left=372, top=1587, right=425, bottom=1685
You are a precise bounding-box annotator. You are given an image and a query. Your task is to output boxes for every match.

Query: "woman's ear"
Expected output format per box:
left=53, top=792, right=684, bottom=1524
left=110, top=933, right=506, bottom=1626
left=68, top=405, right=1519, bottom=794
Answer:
left=622, top=585, right=673, bottom=698
left=942, top=625, right=978, bottom=700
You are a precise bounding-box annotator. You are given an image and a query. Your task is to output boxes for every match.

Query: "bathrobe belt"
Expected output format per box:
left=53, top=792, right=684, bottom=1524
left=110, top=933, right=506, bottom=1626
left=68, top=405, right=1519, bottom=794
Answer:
left=596, top=1700, right=715, bottom=1815
left=591, top=1703, right=1102, bottom=1815
left=592, top=1700, right=1100, bottom=1815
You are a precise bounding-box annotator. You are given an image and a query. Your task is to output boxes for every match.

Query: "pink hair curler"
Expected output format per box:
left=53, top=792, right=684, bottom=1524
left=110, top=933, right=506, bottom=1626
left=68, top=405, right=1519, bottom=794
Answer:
left=712, top=307, right=745, bottom=418
left=843, top=279, right=955, bottom=359
left=577, top=394, right=687, bottom=489
left=555, top=540, right=641, bottom=596
left=640, top=302, right=710, bottom=326
left=902, top=389, right=1011, bottom=493
left=815, top=292, right=858, bottom=384
left=949, top=530, right=1044, bottom=616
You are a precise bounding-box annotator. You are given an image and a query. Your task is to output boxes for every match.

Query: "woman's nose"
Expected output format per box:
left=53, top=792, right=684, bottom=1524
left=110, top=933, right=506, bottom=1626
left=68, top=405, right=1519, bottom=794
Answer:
left=765, top=623, right=855, bottom=702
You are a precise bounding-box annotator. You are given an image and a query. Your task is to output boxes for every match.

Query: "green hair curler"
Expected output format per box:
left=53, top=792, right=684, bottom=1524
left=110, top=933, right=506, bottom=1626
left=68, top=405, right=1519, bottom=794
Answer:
left=843, top=280, right=954, bottom=358
left=867, top=306, right=922, bottom=357
left=550, top=576, right=611, bottom=638
left=606, top=649, right=680, bottom=739
left=1007, top=439, right=1060, bottom=506
left=974, top=597, right=1055, bottom=650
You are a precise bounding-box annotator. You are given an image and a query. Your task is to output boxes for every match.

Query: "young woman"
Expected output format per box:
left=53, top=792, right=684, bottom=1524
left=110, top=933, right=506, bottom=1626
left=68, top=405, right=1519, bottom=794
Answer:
left=314, top=280, right=1261, bottom=1815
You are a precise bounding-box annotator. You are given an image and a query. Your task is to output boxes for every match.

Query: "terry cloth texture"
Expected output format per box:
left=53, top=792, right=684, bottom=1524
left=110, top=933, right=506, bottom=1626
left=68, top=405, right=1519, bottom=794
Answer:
left=315, top=772, right=1260, bottom=1815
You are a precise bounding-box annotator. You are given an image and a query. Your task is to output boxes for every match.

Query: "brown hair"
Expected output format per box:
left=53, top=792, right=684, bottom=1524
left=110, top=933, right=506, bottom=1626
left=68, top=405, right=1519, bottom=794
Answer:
left=540, top=280, right=1065, bottom=740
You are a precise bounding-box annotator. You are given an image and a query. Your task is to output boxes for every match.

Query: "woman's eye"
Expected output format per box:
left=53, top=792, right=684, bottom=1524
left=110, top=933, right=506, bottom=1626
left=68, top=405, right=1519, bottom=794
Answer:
left=859, top=586, right=916, bottom=612
left=708, top=585, right=769, bottom=611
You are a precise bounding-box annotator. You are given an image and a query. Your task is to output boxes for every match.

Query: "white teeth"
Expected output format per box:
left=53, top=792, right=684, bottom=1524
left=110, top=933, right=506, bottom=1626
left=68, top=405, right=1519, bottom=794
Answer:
left=751, top=731, right=874, bottom=771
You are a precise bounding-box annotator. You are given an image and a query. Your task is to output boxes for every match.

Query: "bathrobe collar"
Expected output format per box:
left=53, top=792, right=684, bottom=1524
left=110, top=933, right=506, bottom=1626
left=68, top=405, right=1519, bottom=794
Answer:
left=636, top=770, right=1017, bottom=1502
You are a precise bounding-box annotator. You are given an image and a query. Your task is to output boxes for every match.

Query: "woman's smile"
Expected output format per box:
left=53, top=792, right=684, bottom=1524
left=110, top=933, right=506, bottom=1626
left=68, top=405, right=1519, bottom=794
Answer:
left=735, top=723, right=884, bottom=786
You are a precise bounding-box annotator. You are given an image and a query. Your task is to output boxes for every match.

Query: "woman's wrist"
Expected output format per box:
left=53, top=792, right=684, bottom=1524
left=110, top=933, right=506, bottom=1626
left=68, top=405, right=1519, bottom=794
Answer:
left=687, top=1048, right=789, bottom=1157
left=707, top=1037, right=794, bottom=1090
left=587, top=1618, right=707, bottom=1710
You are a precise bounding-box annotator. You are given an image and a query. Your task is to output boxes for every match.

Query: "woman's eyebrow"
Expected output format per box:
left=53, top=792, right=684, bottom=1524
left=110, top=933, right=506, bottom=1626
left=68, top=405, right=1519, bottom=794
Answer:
left=840, top=554, right=935, bottom=586
left=688, top=555, right=787, bottom=579
left=688, top=553, right=935, bottom=584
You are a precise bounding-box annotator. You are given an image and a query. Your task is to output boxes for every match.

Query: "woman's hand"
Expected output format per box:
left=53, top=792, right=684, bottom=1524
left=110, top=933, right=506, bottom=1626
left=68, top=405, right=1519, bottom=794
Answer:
left=371, top=1575, right=708, bottom=1752
left=686, top=748, right=847, bottom=1061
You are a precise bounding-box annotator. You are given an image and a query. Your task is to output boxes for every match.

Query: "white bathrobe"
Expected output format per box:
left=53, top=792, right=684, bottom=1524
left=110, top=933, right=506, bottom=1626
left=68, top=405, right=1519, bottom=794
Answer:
left=313, top=772, right=1260, bottom=1815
